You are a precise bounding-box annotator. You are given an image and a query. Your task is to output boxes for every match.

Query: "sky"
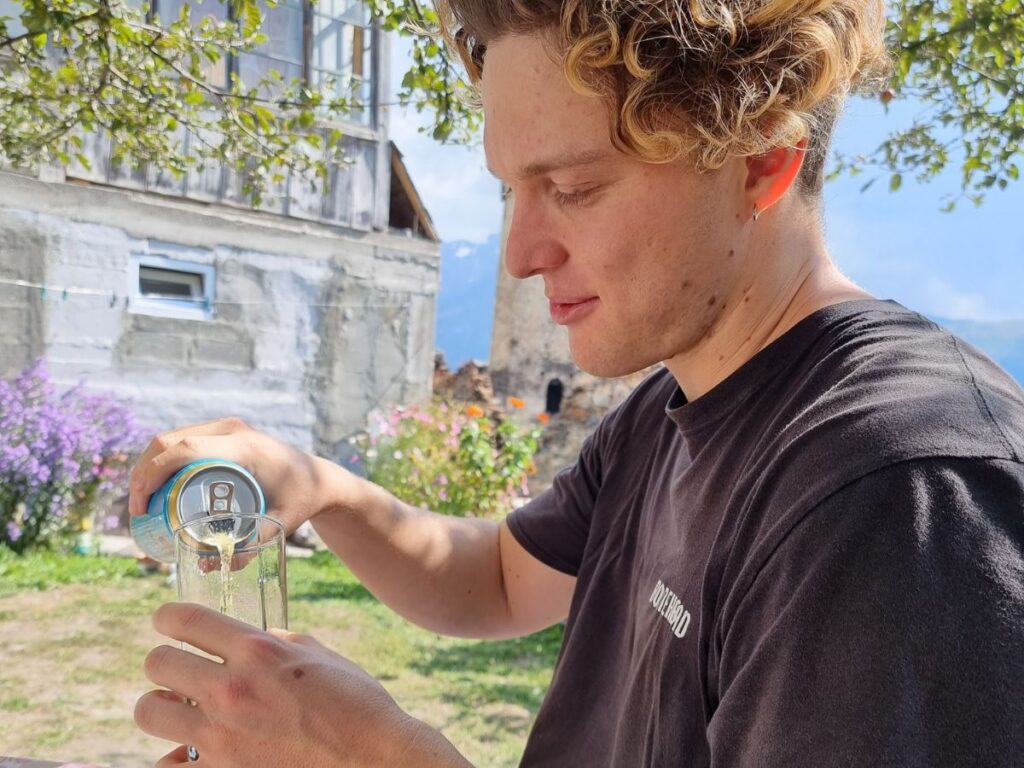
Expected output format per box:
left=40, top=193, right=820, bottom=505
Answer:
left=387, top=36, right=1023, bottom=324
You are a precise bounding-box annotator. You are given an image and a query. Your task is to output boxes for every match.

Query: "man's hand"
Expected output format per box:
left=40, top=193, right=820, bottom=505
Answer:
left=135, top=603, right=472, bottom=767
left=128, top=417, right=350, bottom=535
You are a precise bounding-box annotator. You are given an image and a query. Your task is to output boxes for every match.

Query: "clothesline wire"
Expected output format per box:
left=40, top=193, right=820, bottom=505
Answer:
left=0, top=275, right=430, bottom=309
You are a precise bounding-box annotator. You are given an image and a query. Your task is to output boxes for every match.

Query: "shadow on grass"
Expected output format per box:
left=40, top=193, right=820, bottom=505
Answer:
left=407, top=626, right=564, bottom=721
left=409, top=625, right=564, bottom=677
left=440, top=674, right=549, bottom=711
left=290, top=581, right=377, bottom=603
left=288, top=551, right=377, bottom=603
left=430, top=680, right=544, bottom=753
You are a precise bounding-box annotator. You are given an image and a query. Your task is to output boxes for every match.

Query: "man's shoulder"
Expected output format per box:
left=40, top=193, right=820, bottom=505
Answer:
left=754, top=304, right=1024, bottom=517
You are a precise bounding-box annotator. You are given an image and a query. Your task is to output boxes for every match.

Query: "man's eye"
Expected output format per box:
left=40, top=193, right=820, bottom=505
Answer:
left=553, top=188, right=596, bottom=207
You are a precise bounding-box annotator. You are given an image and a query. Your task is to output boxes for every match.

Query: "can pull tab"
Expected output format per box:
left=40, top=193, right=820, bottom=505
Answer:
left=208, top=481, right=236, bottom=527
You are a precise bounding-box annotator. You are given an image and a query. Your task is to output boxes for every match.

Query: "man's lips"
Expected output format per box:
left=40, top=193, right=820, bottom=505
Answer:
left=549, top=297, right=599, bottom=325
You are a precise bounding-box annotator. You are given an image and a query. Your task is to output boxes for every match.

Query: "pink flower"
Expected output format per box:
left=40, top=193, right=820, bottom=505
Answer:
left=438, top=489, right=448, bottom=501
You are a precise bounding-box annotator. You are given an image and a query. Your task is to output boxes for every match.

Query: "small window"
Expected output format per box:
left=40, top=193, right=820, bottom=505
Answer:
left=139, top=266, right=205, bottom=301
left=131, top=255, right=215, bottom=321
left=545, top=379, right=564, bottom=415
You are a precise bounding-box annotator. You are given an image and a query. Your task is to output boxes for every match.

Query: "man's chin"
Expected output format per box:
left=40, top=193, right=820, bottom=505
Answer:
left=569, top=339, right=659, bottom=379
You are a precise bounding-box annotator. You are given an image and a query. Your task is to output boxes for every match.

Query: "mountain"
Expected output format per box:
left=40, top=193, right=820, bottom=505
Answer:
left=435, top=235, right=502, bottom=367
left=935, top=316, right=1024, bottom=385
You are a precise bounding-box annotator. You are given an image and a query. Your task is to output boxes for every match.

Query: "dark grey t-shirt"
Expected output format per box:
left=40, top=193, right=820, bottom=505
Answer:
left=507, top=299, right=1024, bottom=767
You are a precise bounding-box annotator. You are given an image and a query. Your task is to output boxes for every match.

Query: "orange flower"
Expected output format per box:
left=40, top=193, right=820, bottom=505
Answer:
left=508, top=397, right=525, bottom=409
left=537, top=413, right=550, bottom=424
left=465, top=405, right=485, bottom=418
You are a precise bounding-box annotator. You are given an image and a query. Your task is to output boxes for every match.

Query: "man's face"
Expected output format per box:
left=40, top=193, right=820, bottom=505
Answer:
left=482, top=34, right=752, bottom=378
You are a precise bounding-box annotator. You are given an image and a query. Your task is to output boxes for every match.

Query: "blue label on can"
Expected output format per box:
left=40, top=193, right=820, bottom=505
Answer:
left=130, top=459, right=266, bottom=563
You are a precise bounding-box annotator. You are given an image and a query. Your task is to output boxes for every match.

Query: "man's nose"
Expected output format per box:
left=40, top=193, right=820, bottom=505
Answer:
left=503, top=195, right=568, bottom=280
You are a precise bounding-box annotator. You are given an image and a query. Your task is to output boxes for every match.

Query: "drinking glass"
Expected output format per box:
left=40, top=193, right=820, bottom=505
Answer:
left=174, top=513, right=288, bottom=760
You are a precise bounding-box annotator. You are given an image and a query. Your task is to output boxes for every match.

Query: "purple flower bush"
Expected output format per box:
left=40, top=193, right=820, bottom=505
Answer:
left=0, top=360, right=146, bottom=553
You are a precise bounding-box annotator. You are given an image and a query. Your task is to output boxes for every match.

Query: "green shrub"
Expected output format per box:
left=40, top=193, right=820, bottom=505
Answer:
left=354, top=399, right=544, bottom=518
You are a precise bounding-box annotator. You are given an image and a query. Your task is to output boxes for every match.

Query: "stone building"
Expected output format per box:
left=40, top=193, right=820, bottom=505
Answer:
left=489, top=201, right=652, bottom=489
left=0, top=6, right=440, bottom=459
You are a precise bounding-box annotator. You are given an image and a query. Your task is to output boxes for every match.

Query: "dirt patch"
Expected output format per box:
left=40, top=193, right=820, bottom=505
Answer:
left=0, top=581, right=172, bottom=766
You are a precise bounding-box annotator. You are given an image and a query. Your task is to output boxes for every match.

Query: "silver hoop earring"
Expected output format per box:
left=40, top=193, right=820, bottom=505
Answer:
left=752, top=204, right=760, bottom=222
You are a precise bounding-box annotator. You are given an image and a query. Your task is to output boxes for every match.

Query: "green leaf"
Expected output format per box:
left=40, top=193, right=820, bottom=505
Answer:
left=20, top=0, right=51, bottom=34
left=889, top=173, right=902, bottom=192
left=253, top=106, right=274, bottom=131
left=56, top=63, right=76, bottom=85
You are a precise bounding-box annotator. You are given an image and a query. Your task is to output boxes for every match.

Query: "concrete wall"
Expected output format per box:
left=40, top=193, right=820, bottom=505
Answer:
left=0, top=170, right=439, bottom=457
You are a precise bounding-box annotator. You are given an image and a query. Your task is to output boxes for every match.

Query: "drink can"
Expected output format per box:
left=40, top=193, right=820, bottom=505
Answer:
left=131, top=459, right=266, bottom=563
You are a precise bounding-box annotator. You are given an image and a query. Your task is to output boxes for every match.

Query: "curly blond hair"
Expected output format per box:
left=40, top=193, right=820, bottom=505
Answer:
left=435, top=0, right=889, bottom=196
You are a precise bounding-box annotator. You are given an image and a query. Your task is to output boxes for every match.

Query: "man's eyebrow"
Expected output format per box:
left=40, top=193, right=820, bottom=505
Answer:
left=487, top=148, right=616, bottom=181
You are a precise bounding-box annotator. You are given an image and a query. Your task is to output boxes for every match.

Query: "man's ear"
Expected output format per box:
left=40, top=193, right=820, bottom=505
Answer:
left=745, top=139, right=808, bottom=217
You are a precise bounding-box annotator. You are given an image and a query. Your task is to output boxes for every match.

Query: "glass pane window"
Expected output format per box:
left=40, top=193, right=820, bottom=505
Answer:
left=139, top=266, right=204, bottom=301
left=157, top=0, right=229, bottom=88
left=253, top=0, right=304, bottom=65
left=237, top=0, right=305, bottom=98
left=313, top=68, right=372, bottom=124
left=158, top=0, right=228, bottom=26
left=133, top=256, right=215, bottom=321
left=312, top=6, right=372, bottom=124
left=321, top=0, right=369, bottom=26
left=237, top=54, right=303, bottom=99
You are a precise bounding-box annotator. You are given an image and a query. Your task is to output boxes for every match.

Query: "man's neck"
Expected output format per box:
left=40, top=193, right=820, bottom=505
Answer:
left=663, top=217, right=872, bottom=403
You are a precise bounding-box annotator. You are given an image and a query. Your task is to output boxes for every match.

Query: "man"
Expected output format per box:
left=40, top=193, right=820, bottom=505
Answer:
left=130, top=0, right=1024, bottom=765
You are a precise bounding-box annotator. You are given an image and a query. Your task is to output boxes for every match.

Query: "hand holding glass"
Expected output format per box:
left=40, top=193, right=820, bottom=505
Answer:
left=174, top=512, right=288, bottom=760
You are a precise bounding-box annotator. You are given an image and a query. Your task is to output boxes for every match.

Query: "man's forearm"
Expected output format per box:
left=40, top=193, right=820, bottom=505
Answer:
left=309, top=457, right=513, bottom=639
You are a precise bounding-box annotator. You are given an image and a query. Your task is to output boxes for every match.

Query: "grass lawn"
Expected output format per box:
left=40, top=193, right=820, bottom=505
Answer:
left=0, top=548, right=562, bottom=766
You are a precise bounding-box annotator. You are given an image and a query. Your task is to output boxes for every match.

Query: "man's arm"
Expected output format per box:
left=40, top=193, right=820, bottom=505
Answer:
left=708, top=457, right=1024, bottom=766
left=128, top=418, right=576, bottom=641
left=310, top=459, right=576, bottom=639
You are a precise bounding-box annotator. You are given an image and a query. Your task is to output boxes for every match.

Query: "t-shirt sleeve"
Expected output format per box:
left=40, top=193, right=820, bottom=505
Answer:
left=708, top=456, right=1024, bottom=767
left=505, top=422, right=608, bottom=577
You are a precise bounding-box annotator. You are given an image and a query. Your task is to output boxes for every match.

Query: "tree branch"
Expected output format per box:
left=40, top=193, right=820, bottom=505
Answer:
left=897, top=10, right=1024, bottom=54
left=0, top=9, right=101, bottom=49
